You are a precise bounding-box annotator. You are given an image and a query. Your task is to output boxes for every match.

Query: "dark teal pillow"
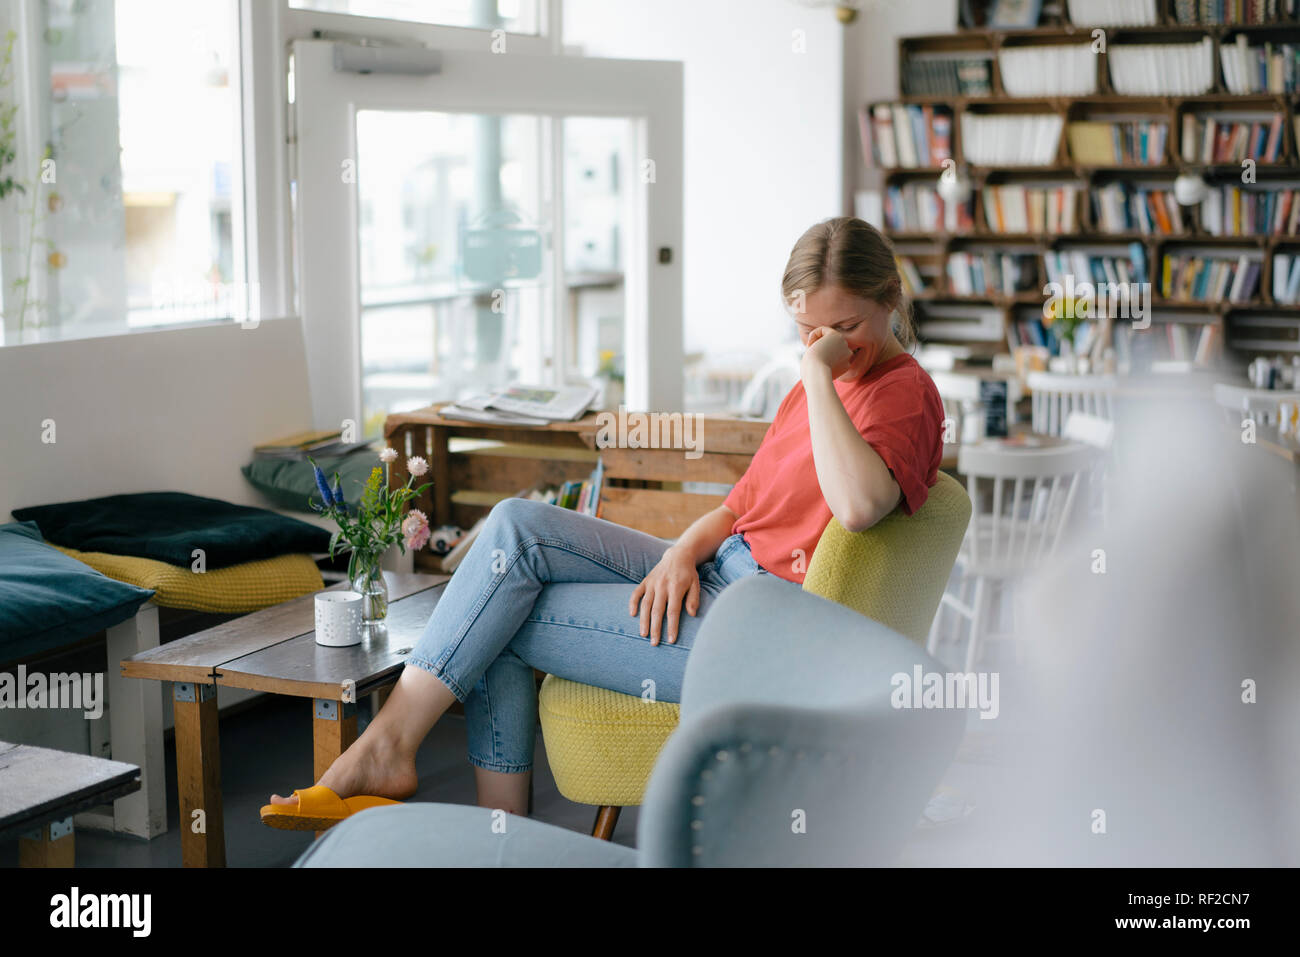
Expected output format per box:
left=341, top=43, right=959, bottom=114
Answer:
left=0, top=521, right=155, bottom=664
left=241, top=452, right=380, bottom=514
left=11, top=492, right=331, bottom=569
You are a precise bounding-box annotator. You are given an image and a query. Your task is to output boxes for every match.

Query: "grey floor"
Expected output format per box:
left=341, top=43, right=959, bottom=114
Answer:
left=1, top=692, right=639, bottom=868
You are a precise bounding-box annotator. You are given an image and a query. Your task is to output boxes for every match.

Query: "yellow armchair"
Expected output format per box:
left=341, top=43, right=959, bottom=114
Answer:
left=538, top=471, right=972, bottom=838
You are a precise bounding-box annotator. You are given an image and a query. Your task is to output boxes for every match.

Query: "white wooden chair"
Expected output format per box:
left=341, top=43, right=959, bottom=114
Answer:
left=1212, top=382, right=1300, bottom=429
left=734, top=352, right=800, bottom=420
left=1027, top=371, right=1118, bottom=436
left=929, top=441, right=1097, bottom=671
left=1063, top=411, right=1115, bottom=523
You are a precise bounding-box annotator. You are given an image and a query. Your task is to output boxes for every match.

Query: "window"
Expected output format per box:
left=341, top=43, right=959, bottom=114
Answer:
left=0, top=0, right=243, bottom=346
left=355, top=109, right=549, bottom=434
left=288, top=0, right=541, bottom=34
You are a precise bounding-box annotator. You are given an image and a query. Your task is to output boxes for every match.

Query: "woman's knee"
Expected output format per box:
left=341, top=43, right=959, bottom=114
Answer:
left=488, top=495, right=543, bottom=528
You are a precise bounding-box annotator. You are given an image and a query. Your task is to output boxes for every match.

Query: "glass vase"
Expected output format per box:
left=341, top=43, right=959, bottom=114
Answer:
left=349, top=554, right=389, bottom=624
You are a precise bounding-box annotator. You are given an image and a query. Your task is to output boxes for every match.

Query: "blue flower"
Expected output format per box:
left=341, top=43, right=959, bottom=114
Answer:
left=311, top=462, right=333, bottom=507
left=331, top=475, right=345, bottom=509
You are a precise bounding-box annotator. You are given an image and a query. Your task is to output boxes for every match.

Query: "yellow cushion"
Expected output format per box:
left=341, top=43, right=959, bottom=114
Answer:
left=49, top=545, right=324, bottom=614
left=537, top=675, right=679, bottom=807
left=539, top=471, right=972, bottom=810
left=802, top=471, right=972, bottom=644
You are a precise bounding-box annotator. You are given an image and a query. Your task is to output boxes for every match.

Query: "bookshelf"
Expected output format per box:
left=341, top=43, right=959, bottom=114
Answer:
left=863, top=1, right=1300, bottom=370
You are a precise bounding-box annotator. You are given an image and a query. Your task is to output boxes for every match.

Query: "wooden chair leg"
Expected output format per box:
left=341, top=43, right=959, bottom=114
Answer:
left=591, top=805, right=621, bottom=841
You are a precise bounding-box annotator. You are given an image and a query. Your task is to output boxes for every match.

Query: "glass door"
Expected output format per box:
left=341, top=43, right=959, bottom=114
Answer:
left=291, top=40, right=682, bottom=432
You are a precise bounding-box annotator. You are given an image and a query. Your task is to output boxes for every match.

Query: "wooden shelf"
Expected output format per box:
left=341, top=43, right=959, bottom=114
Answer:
left=872, top=10, right=1300, bottom=365
left=884, top=230, right=1300, bottom=245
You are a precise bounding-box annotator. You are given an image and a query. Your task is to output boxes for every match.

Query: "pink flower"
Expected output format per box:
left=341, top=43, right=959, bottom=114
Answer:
left=406, top=455, right=429, bottom=478
left=379, top=447, right=398, bottom=464
left=402, top=509, right=431, bottom=551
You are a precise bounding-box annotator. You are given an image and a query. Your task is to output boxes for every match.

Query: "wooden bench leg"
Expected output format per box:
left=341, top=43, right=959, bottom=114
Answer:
left=106, top=605, right=167, bottom=839
left=312, top=699, right=357, bottom=839
left=592, top=805, right=621, bottom=841
left=173, top=681, right=225, bottom=867
left=19, top=817, right=75, bottom=867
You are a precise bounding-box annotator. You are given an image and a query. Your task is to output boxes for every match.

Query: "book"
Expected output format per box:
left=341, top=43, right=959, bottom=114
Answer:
left=252, top=430, right=373, bottom=461
left=892, top=104, right=918, bottom=168
left=254, top=429, right=341, bottom=454
left=961, top=113, right=1062, bottom=167
left=1108, top=38, right=1215, bottom=96
left=998, top=43, right=1097, bottom=97
left=871, top=104, right=896, bottom=167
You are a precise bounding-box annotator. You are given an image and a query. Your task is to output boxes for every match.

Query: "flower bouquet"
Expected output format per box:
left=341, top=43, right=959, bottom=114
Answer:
left=310, top=447, right=432, bottom=623
left=1043, top=296, right=1088, bottom=363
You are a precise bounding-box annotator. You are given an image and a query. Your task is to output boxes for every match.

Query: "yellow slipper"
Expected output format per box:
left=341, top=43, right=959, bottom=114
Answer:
left=260, top=784, right=402, bottom=832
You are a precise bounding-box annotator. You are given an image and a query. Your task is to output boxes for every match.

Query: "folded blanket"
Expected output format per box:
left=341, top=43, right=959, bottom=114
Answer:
left=12, top=492, right=331, bottom=570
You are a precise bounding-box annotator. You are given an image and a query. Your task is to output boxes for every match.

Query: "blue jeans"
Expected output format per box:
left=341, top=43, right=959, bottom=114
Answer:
left=405, top=497, right=795, bottom=774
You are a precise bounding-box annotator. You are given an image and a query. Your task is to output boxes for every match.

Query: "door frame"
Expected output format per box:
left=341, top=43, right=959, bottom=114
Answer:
left=291, top=38, right=683, bottom=428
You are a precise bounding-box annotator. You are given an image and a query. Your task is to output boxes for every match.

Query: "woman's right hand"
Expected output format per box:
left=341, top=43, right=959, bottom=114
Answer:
left=630, top=545, right=701, bottom=646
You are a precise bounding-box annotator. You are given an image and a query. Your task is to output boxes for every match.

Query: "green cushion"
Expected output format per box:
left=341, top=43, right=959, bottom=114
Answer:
left=241, top=451, right=379, bottom=514
left=0, top=521, right=155, bottom=663
left=11, top=492, right=331, bottom=570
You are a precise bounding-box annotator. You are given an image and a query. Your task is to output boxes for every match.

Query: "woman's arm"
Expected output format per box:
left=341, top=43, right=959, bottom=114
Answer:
left=630, top=505, right=738, bottom=645
left=801, top=331, right=902, bottom=533
left=669, top=504, right=738, bottom=565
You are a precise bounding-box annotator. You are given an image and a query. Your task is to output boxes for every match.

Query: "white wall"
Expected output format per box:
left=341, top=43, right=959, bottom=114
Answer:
left=0, top=318, right=313, bottom=519
left=564, top=0, right=844, bottom=360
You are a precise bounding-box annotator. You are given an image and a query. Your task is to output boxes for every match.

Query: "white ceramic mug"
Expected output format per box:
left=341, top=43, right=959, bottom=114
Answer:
left=315, top=591, right=363, bottom=647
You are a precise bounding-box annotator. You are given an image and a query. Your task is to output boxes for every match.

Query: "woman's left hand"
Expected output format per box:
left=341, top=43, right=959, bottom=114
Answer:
left=801, top=326, right=854, bottom=380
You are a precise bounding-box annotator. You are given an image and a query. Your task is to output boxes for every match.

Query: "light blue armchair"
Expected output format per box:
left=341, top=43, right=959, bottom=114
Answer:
left=294, top=575, right=965, bottom=867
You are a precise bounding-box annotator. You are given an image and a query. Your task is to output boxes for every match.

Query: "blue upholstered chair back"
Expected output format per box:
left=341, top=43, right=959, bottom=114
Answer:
left=637, top=575, right=965, bottom=867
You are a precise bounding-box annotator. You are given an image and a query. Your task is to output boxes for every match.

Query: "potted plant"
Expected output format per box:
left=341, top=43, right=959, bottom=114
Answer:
left=310, top=447, right=432, bottom=624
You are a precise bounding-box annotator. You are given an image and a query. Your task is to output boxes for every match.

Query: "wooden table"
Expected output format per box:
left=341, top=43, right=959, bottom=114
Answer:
left=941, top=421, right=1056, bottom=471
left=383, top=404, right=769, bottom=554
left=0, top=741, right=141, bottom=867
left=120, top=571, right=447, bottom=867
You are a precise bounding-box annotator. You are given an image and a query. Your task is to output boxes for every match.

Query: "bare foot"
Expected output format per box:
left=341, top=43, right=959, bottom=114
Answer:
left=268, top=725, right=418, bottom=807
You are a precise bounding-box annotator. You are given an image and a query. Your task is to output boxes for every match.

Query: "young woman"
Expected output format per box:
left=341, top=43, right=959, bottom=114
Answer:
left=264, top=216, right=944, bottom=825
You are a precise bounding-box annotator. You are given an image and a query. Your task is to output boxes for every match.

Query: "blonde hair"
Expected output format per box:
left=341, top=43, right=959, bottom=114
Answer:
left=781, top=216, right=916, bottom=349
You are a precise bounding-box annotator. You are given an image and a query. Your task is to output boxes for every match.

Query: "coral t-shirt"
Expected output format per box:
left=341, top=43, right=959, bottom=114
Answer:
left=722, top=352, right=944, bottom=584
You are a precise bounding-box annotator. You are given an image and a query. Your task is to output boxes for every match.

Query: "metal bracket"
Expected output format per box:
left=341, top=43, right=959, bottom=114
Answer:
left=173, top=682, right=216, bottom=703
left=23, top=816, right=73, bottom=842
left=314, top=698, right=357, bottom=721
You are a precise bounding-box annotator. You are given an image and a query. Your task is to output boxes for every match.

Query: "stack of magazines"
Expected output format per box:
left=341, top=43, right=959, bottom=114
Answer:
left=438, top=383, right=599, bottom=426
